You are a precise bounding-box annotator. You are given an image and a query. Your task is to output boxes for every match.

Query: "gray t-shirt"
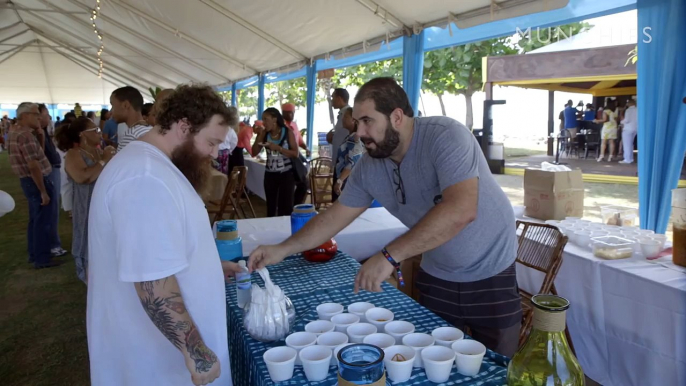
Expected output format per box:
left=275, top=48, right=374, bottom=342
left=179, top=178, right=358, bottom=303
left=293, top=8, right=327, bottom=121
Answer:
left=339, top=116, right=516, bottom=282
left=331, top=106, right=351, bottom=174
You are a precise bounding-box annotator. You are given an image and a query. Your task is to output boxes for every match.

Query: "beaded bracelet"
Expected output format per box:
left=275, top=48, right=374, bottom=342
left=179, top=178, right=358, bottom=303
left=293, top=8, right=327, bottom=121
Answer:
left=381, top=247, right=405, bottom=287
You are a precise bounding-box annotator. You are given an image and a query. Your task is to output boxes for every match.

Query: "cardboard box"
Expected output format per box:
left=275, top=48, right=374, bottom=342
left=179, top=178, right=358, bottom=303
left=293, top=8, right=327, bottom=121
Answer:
left=524, top=168, right=584, bottom=220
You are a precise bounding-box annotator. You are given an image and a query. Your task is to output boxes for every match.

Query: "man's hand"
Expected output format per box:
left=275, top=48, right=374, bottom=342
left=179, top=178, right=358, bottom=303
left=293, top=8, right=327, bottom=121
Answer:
left=103, top=146, right=116, bottom=162
left=248, top=245, right=288, bottom=272
left=183, top=339, right=221, bottom=386
left=221, top=261, right=243, bottom=282
left=40, top=191, right=50, bottom=206
left=354, top=253, right=394, bottom=294
left=333, top=180, right=342, bottom=195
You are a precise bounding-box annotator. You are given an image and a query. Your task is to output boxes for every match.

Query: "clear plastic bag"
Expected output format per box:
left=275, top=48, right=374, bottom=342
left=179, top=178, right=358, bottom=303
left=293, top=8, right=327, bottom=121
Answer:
left=243, top=268, right=294, bottom=342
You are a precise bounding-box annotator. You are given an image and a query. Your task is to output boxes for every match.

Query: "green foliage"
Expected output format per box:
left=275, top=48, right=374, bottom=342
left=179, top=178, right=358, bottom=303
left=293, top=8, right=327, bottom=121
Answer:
left=332, top=58, right=403, bottom=87
left=515, top=22, right=593, bottom=52
left=626, top=46, right=638, bottom=66
left=266, top=77, right=308, bottom=108
left=217, top=90, right=232, bottom=103
left=236, top=86, right=258, bottom=120
left=148, top=86, right=162, bottom=101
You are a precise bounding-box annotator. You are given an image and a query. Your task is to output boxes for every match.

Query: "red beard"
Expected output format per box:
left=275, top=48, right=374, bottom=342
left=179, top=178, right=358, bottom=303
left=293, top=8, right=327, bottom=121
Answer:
left=171, top=136, right=212, bottom=193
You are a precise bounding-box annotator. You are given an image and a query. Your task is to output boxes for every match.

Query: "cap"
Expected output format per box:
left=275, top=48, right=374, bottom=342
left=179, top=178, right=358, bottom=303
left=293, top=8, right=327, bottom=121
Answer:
left=238, top=260, right=246, bottom=268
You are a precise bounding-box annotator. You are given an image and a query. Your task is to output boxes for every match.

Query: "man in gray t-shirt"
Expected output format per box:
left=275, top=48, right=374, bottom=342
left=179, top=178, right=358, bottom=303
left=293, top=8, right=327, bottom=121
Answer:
left=248, top=78, right=521, bottom=356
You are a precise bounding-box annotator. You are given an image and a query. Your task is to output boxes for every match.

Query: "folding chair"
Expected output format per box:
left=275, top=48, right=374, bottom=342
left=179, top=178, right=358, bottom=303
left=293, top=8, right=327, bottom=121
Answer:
left=515, top=220, right=576, bottom=354
left=207, top=170, right=241, bottom=223
left=233, top=166, right=256, bottom=218
left=309, top=157, right=333, bottom=211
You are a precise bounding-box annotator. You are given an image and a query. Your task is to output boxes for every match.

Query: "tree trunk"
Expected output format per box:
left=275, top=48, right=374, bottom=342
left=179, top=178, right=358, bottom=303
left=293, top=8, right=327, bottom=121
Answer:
left=465, top=93, right=474, bottom=130
left=437, top=93, right=447, bottom=116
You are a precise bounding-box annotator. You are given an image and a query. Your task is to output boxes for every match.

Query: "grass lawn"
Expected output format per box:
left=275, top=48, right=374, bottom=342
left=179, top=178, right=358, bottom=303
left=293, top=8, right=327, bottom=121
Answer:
left=0, top=151, right=90, bottom=386
left=505, top=147, right=547, bottom=158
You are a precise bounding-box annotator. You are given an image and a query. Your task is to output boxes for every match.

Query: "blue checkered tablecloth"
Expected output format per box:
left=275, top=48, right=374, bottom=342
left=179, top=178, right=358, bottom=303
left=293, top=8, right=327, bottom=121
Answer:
left=225, top=251, right=510, bottom=386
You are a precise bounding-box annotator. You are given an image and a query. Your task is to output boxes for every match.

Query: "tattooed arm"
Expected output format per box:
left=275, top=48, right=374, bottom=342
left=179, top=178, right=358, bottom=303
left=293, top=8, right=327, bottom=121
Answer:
left=135, top=276, right=221, bottom=386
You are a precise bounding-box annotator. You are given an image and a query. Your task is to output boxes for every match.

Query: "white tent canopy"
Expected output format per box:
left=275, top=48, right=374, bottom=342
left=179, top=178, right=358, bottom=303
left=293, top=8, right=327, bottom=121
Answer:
left=0, top=0, right=576, bottom=104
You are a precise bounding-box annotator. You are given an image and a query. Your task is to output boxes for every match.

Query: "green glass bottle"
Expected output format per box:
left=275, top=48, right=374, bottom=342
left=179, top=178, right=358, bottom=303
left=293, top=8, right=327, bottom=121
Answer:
left=507, top=295, right=584, bottom=386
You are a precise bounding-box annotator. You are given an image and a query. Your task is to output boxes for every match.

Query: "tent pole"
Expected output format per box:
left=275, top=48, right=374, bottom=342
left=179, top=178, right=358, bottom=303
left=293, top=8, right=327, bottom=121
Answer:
left=42, top=44, right=128, bottom=92
left=257, top=74, right=266, bottom=117
left=0, top=29, right=30, bottom=45
left=231, top=84, right=237, bottom=107
left=548, top=90, right=555, bottom=156
left=305, top=62, right=318, bottom=151
left=0, top=41, right=33, bottom=66
left=402, top=31, right=425, bottom=115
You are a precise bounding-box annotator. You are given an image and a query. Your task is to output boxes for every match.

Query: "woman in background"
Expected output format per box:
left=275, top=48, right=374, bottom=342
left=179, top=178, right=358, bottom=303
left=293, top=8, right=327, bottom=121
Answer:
left=56, top=117, right=115, bottom=283
left=594, top=99, right=618, bottom=162
left=252, top=108, right=298, bottom=217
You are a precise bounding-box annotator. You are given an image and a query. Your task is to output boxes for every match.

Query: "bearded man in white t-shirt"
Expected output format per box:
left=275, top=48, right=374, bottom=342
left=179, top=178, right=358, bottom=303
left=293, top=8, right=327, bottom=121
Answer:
left=87, top=84, right=241, bottom=386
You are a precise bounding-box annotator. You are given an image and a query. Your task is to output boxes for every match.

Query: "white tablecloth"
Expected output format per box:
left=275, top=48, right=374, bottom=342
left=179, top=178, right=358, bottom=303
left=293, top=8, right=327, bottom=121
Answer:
left=516, top=219, right=686, bottom=386
left=244, top=158, right=266, bottom=201
left=236, top=208, right=408, bottom=261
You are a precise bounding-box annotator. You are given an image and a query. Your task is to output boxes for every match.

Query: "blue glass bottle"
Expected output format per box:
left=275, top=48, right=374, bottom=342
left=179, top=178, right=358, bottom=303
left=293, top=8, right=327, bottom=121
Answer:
left=215, top=220, right=243, bottom=261
left=337, top=344, right=387, bottom=385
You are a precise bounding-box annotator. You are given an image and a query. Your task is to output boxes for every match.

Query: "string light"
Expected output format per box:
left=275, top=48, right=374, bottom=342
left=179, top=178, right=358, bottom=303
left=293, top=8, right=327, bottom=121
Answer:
left=89, top=0, right=104, bottom=78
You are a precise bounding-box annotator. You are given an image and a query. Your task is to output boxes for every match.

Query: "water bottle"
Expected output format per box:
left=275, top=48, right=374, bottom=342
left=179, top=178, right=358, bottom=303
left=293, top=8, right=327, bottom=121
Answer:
left=215, top=220, right=243, bottom=261
left=235, top=260, right=252, bottom=309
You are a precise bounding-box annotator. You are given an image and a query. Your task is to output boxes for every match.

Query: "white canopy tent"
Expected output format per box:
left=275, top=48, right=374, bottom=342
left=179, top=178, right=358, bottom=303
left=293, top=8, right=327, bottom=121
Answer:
left=0, top=0, right=580, bottom=105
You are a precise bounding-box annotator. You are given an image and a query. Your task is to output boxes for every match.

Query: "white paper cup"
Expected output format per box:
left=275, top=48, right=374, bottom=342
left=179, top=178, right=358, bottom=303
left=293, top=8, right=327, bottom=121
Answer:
left=333, top=342, right=354, bottom=366
left=384, top=321, right=415, bottom=345
left=317, top=331, right=349, bottom=366
left=316, top=303, right=344, bottom=321
left=285, top=332, right=317, bottom=366
left=383, top=345, right=416, bottom=383
left=431, top=326, right=465, bottom=347
left=304, top=320, right=335, bottom=336
left=299, top=345, right=332, bottom=382
left=331, top=313, right=360, bottom=333
left=263, top=346, right=297, bottom=382
left=365, top=307, right=394, bottom=333
left=402, top=333, right=435, bottom=368
left=452, top=339, right=486, bottom=376
left=346, top=322, right=377, bottom=343
left=347, top=302, right=375, bottom=322
left=422, top=345, right=456, bottom=383
left=362, top=333, right=396, bottom=350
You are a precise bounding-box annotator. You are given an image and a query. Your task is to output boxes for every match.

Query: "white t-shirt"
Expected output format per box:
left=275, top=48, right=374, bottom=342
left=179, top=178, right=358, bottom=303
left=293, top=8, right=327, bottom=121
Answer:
left=117, top=122, right=152, bottom=151
left=219, top=129, right=238, bottom=152
left=87, top=141, right=232, bottom=386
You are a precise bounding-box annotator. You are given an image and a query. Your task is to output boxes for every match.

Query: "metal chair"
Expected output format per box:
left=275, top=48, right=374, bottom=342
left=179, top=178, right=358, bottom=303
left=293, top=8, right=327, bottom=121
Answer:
left=584, top=132, right=601, bottom=159
left=309, top=157, right=333, bottom=210
left=515, top=220, right=576, bottom=354
left=232, top=166, right=256, bottom=218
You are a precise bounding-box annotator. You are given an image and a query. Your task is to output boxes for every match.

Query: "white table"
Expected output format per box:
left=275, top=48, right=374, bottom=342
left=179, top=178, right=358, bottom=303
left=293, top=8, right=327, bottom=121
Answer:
left=516, top=218, right=686, bottom=386
left=236, top=208, right=408, bottom=261
left=244, top=158, right=266, bottom=201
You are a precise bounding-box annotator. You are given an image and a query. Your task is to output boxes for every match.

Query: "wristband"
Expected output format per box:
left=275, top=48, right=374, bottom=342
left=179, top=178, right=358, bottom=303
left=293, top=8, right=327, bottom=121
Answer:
left=381, top=247, right=404, bottom=287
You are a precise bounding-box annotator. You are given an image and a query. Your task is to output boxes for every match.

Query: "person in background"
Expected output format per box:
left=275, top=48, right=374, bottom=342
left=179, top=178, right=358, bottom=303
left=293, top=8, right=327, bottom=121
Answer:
left=111, top=86, right=151, bottom=151
left=620, top=99, right=637, bottom=164
left=98, top=109, right=110, bottom=130
left=215, top=107, right=238, bottom=174
left=56, top=117, right=115, bottom=283
left=0, top=115, right=10, bottom=150
left=563, top=99, right=579, bottom=138
left=252, top=108, right=299, bottom=217
left=229, top=121, right=252, bottom=174
left=142, top=103, right=155, bottom=126
left=333, top=107, right=364, bottom=196
left=281, top=103, right=310, bottom=205
left=87, top=84, right=239, bottom=385
left=74, top=103, right=83, bottom=117
left=9, top=103, right=61, bottom=269
left=86, top=111, right=96, bottom=122
left=148, top=89, right=175, bottom=128
left=38, top=104, right=68, bottom=258
left=584, top=104, right=596, bottom=121
left=249, top=78, right=521, bottom=357
left=328, top=88, right=351, bottom=202
left=594, top=99, right=618, bottom=162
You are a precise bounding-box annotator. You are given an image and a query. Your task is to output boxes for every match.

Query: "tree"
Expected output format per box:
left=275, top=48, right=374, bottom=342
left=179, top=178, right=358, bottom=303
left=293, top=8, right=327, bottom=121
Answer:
left=422, top=22, right=591, bottom=129
left=265, top=77, right=308, bottom=108
left=236, top=86, right=258, bottom=121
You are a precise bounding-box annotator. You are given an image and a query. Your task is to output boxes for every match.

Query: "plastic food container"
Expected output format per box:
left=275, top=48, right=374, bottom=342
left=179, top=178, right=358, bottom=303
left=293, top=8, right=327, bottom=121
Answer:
left=600, top=206, right=639, bottom=227
left=591, top=236, right=635, bottom=260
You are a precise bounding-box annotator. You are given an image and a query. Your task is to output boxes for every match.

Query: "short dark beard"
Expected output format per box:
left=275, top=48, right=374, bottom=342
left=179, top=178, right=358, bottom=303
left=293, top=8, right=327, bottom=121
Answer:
left=170, top=136, right=212, bottom=193
left=362, top=120, right=400, bottom=159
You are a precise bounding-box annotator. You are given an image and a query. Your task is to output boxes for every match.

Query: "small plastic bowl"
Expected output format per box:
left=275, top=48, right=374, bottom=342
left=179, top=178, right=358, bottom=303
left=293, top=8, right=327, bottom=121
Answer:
left=639, top=239, right=662, bottom=258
